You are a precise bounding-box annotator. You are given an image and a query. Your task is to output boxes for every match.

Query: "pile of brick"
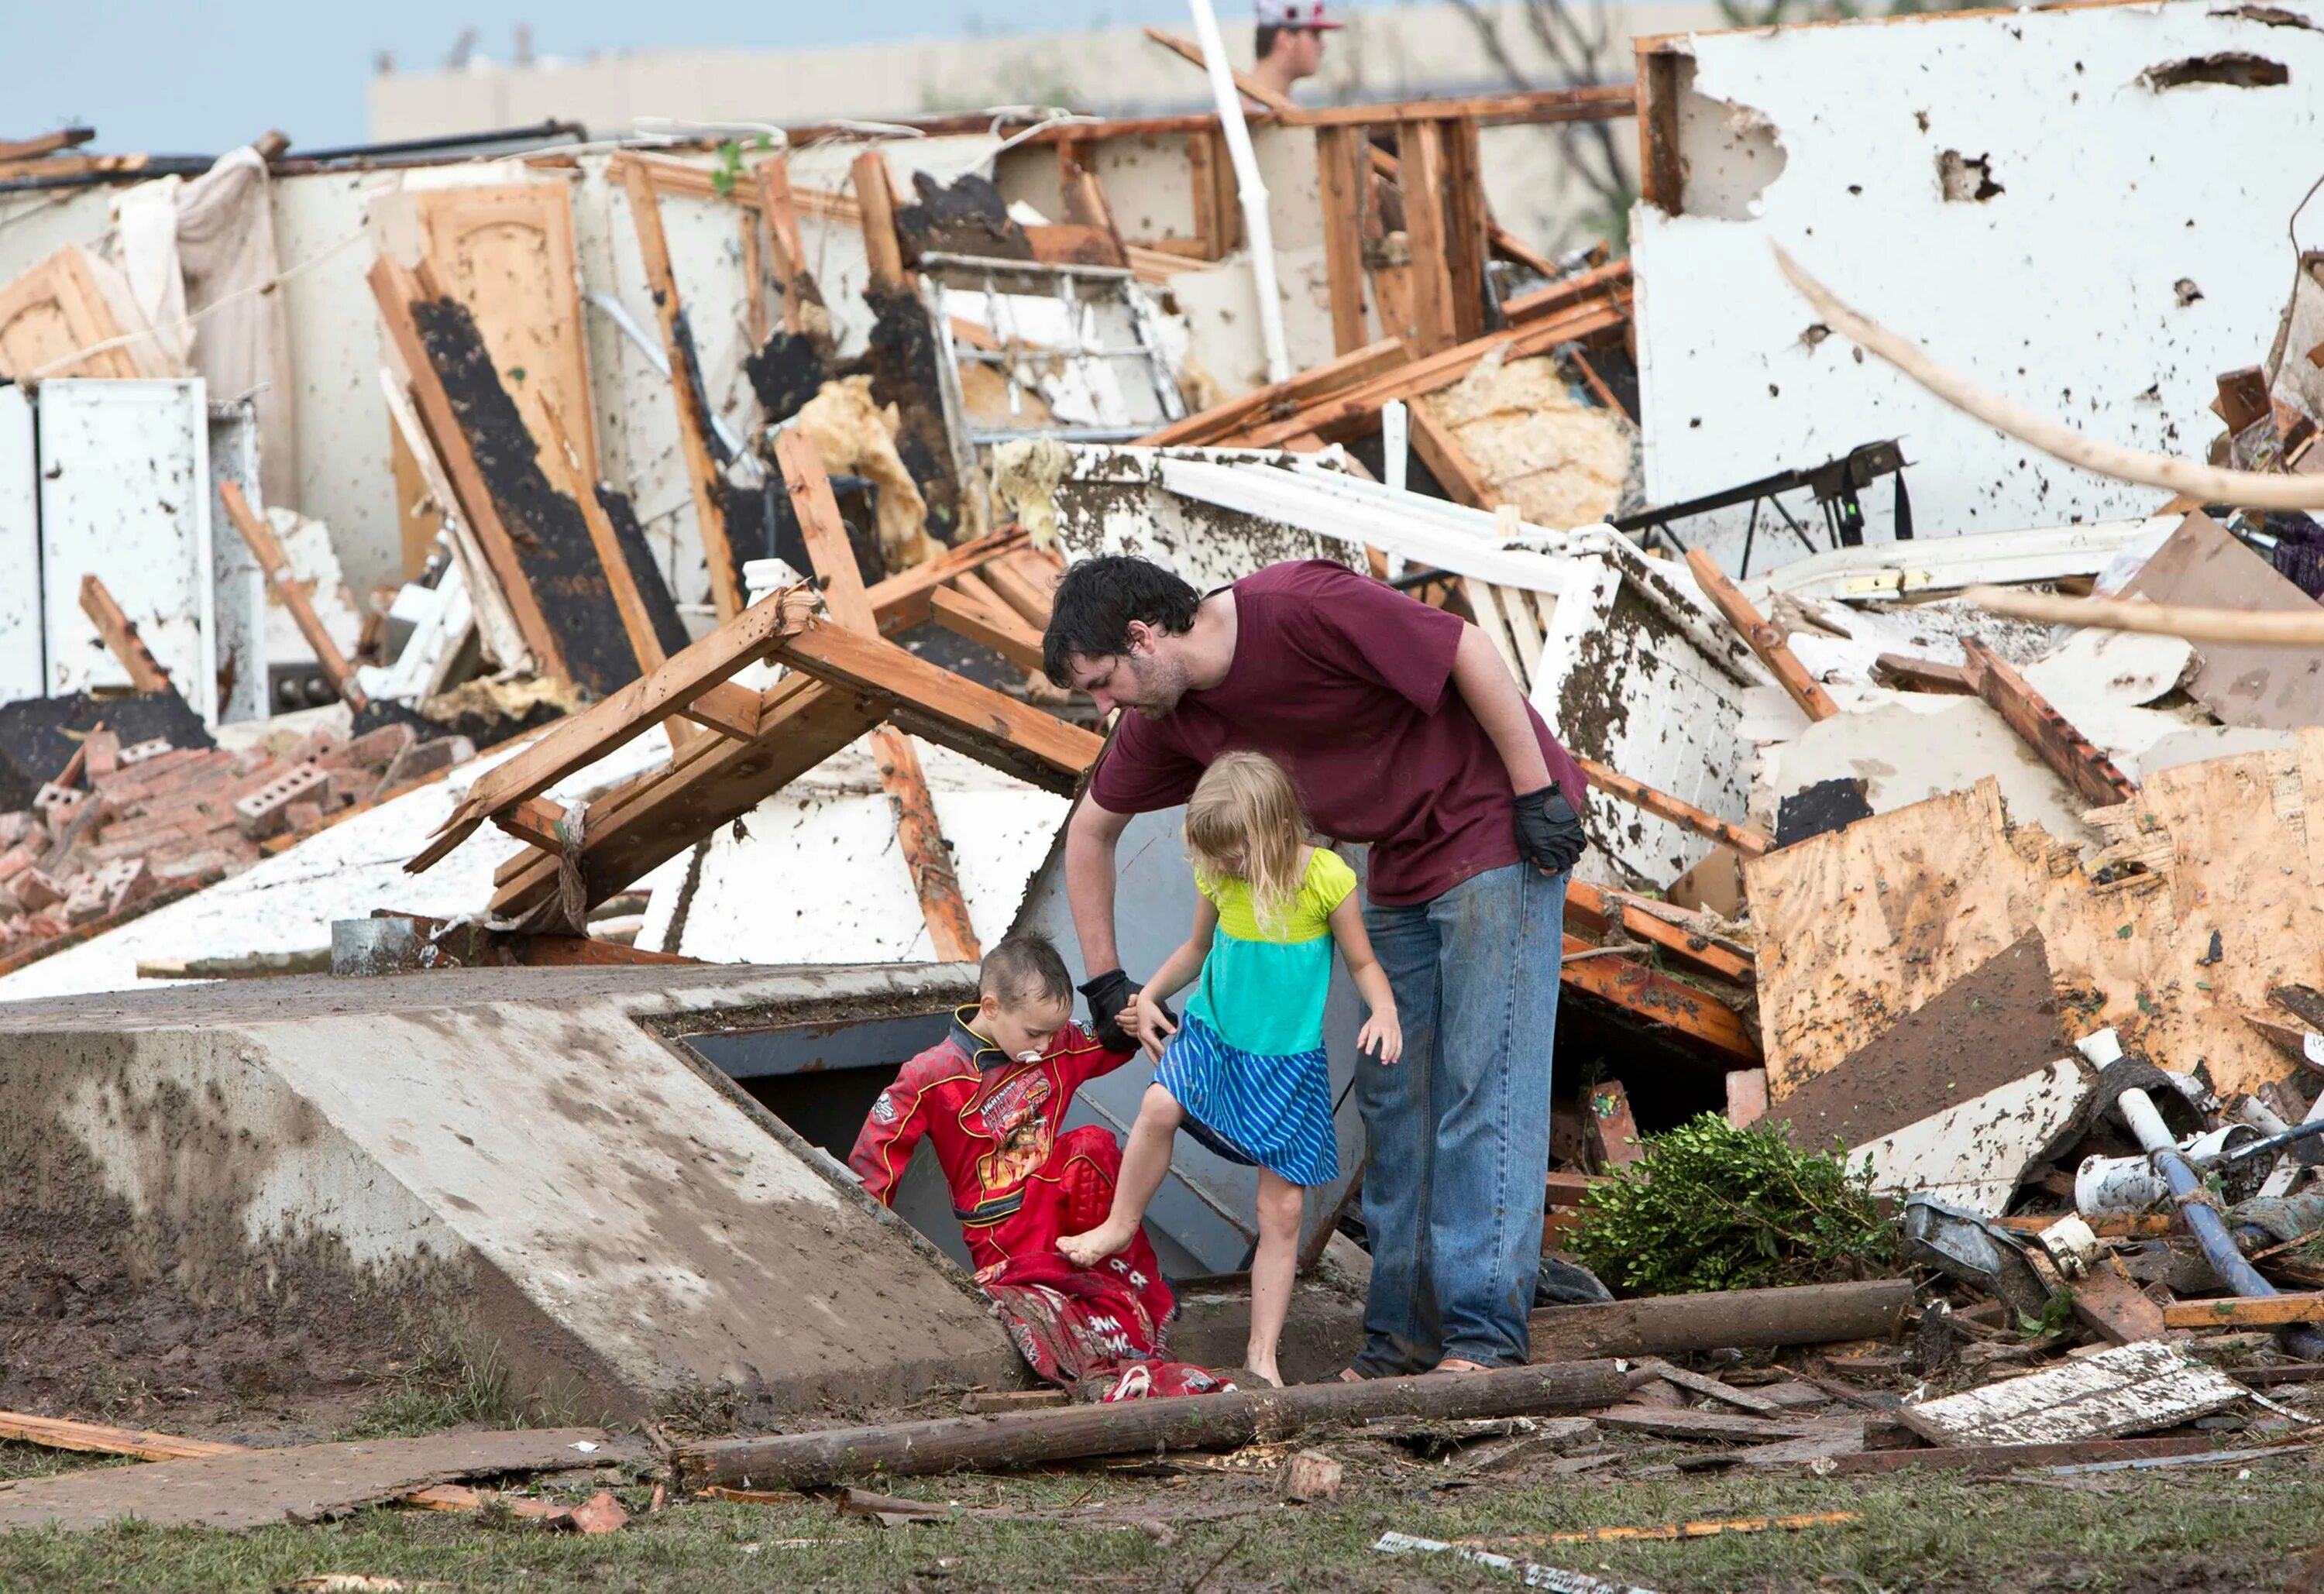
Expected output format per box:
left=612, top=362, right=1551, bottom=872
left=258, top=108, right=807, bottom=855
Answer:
left=0, top=720, right=471, bottom=964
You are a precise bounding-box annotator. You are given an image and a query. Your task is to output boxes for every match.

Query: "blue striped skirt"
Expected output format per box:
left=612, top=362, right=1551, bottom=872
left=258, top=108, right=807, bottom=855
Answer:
left=1153, top=1012, right=1339, bottom=1187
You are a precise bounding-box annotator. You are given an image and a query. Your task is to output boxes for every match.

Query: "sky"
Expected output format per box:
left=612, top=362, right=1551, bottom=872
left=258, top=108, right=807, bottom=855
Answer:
left=10, top=1, right=1404, bottom=155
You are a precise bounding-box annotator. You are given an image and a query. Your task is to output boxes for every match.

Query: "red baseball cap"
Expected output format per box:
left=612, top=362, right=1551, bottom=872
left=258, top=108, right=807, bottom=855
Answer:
left=1257, top=0, right=1344, bottom=28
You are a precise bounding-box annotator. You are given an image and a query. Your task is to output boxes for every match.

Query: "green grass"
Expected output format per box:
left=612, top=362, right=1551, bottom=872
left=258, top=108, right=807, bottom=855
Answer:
left=0, top=1441, right=2315, bottom=1591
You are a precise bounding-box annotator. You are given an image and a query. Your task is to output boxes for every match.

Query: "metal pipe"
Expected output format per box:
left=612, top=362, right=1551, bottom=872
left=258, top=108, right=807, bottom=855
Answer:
left=2119, top=1087, right=2324, bottom=1359
left=1187, top=0, right=1291, bottom=382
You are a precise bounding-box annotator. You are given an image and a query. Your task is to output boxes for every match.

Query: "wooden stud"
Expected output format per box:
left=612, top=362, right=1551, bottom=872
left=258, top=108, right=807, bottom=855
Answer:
left=1397, top=121, right=1459, bottom=357
left=865, top=527, right=1031, bottom=634
left=535, top=398, right=662, bottom=676
left=1186, top=132, right=1222, bottom=260
left=930, top=585, right=1045, bottom=673
left=754, top=156, right=827, bottom=348
left=851, top=149, right=909, bottom=290
left=1143, top=26, right=1297, bottom=113
left=0, top=1410, right=239, bottom=1462
left=1684, top=548, right=1840, bottom=723
left=215, top=482, right=367, bottom=711
left=678, top=681, right=765, bottom=741
left=1558, top=935, right=1761, bottom=1062
left=741, top=210, right=768, bottom=349
left=368, top=254, right=568, bottom=683
left=1407, top=400, right=1499, bottom=509
left=2160, top=1295, right=2324, bottom=1328
left=1501, top=260, right=1632, bottom=327
left=1140, top=337, right=1408, bottom=448
left=778, top=428, right=982, bottom=964
left=1587, top=1079, right=1645, bottom=1170
left=1958, top=637, right=2139, bottom=810
left=1573, top=756, right=1775, bottom=859
left=1057, top=153, right=1129, bottom=270
left=616, top=156, right=743, bottom=624
left=1439, top=118, right=1490, bottom=344
left=1637, top=44, right=1686, bottom=215
left=982, top=555, right=1057, bottom=630
left=75, top=574, right=174, bottom=696
left=493, top=797, right=571, bottom=853
left=1315, top=126, right=1370, bottom=356
left=1871, top=652, right=1977, bottom=695
left=2068, top=1258, right=2167, bottom=1345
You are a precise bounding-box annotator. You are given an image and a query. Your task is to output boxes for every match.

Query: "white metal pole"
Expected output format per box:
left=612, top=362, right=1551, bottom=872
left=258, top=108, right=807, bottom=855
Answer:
left=1188, top=0, right=1291, bottom=383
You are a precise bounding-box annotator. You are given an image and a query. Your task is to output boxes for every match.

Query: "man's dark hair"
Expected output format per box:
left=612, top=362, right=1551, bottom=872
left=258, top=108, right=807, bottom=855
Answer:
left=982, top=932, right=1072, bottom=1008
left=1041, top=555, right=1202, bottom=684
left=1256, top=22, right=1282, bottom=58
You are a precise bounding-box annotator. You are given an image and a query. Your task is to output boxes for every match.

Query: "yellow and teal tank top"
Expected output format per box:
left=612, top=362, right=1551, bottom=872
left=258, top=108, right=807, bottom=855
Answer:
left=1184, top=847, right=1357, bottom=1059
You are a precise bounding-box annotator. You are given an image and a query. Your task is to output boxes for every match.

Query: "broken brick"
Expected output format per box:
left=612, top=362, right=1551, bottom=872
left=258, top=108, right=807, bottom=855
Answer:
left=321, top=721, right=418, bottom=773
left=284, top=801, right=325, bottom=834
left=0, top=842, right=36, bottom=883
left=33, top=782, right=88, bottom=837
left=82, top=729, right=122, bottom=779
left=115, top=737, right=175, bottom=768
left=233, top=763, right=331, bottom=840
left=14, top=870, right=67, bottom=912
left=0, top=811, right=35, bottom=848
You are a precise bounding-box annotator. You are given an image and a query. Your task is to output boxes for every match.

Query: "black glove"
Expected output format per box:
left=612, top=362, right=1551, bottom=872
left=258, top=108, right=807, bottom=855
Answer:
left=1513, top=786, right=1588, bottom=876
left=1078, top=968, right=1141, bottom=1053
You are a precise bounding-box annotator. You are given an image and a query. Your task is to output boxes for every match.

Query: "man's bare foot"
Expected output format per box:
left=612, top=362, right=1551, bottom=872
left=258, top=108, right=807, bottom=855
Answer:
left=1428, top=1357, right=1491, bottom=1375
left=1057, top=1221, right=1133, bottom=1267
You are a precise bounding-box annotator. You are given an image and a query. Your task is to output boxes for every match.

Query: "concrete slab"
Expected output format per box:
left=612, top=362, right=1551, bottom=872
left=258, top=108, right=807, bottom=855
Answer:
left=0, top=962, right=1022, bottom=1421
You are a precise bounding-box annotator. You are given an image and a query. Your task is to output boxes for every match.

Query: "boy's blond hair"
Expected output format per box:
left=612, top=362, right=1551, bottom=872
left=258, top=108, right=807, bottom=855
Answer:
left=1184, top=751, right=1308, bottom=935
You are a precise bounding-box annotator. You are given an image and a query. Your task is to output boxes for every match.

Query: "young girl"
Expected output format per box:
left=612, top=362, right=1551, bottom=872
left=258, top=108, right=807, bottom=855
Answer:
left=1058, top=751, right=1401, bottom=1387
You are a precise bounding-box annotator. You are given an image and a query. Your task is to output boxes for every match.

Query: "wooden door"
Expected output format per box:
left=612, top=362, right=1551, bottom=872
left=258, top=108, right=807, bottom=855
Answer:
left=414, top=184, right=599, bottom=479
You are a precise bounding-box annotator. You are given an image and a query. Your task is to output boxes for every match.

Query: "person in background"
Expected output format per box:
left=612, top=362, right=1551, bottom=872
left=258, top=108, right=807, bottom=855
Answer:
left=1058, top=751, right=1401, bottom=1388
left=1250, top=0, right=1342, bottom=108
left=847, top=932, right=1230, bottom=1400
left=1043, top=555, right=1590, bottom=1382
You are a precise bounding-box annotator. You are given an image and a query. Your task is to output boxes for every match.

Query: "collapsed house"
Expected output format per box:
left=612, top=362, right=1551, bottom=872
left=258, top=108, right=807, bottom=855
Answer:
left=0, top=0, right=2322, bottom=1527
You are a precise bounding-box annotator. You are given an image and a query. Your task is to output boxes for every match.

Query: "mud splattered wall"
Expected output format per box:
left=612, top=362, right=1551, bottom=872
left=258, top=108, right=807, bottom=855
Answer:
left=1631, top=2, right=2324, bottom=572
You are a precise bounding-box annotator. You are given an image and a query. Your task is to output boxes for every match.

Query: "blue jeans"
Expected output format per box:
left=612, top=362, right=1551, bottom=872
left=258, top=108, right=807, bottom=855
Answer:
left=1353, top=861, right=1565, bottom=1372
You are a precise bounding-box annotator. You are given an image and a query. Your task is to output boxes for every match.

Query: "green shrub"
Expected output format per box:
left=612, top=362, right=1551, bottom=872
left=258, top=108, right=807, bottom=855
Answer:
left=1570, top=1112, right=1896, bottom=1296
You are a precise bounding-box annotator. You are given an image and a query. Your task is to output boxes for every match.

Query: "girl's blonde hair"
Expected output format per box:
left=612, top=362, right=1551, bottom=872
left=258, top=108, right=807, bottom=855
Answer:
left=1184, top=751, right=1307, bottom=934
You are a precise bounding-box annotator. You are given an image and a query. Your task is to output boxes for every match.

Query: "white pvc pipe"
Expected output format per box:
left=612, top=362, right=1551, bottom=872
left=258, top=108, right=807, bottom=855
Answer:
left=1188, top=0, right=1291, bottom=383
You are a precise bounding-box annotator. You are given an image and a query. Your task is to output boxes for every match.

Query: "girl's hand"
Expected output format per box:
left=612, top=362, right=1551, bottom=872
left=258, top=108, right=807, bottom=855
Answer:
left=1358, top=1007, right=1402, bottom=1065
left=1132, top=991, right=1177, bottom=1060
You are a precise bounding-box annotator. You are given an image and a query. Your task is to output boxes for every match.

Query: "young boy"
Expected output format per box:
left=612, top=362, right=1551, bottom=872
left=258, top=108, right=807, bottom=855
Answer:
left=848, top=933, right=1227, bottom=1397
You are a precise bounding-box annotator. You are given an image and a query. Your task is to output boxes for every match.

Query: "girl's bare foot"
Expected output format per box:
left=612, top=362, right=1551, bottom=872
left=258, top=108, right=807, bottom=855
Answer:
left=1246, top=1359, right=1284, bottom=1388
left=1057, top=1221, right=1133, bottom=1267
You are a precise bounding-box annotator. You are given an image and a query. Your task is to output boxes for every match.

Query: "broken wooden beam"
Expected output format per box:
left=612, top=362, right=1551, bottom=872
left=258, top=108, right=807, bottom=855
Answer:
left=216, top=481, right=368, bottom=712
left=1828, top=1434, right=2218, bottom=1475
left=2162, top=1294, right=2324, bottom=1329
left=672, top=1359, right=1629, bottom=1490
left=1685, top=548, right=1839, bottom=722
left=1138, top=338, right=1409, bottom=448
left=1871, top=652, right=1977, bottom=696
left=1573, top=757, right=1774, bottom=858
left=851, top=149, right=909, bottom=290
left=616, top=155, right=742, bottom=624
left=1557, top=936, right=1760, bottom=1061
left=779, top=428, right=981, bottom=965
left=1565, top=881, right=1754, bottom=985
left=931, top=585, right=1045, bottom=674
left=753, top=154, right=830, bottom=350
left=1530, top=1279, right=1913, bottom=1362
left=75, top=574, right=173, bottom=695
left=0, top=1410, right=240, bottom=1463
left=1958, top=637, right=2138, bottom=810
left=537, top=397, right=665, bottom=676
left=867, top=528, right=1031, bottom=634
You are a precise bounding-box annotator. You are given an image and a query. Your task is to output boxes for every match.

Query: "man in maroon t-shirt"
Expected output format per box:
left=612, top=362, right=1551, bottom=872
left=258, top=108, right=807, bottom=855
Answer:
left=1043, top=555, right=1590, bottom=1377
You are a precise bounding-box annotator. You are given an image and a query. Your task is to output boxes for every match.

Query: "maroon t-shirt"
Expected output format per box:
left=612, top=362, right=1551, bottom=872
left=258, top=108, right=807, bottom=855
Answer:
left=1088, top=561, right=1588, bottom=906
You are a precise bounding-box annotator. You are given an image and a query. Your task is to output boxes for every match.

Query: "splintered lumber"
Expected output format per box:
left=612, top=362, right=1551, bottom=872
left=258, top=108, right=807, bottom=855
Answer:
left=868, top=528, right=1031, bottom=634
left=1872, top=652, right=1977, bottom=695
left=407, top=588, right=818, bottom=874
left=1564, top=883, right=1755, bottom=985
left=2162, top=1295, right=2324, bottom=1328
left=1397, top=120, right=1459, bottom=358
left=370, top=254, right=568, bottom=682
left=1500, top=259, right=1633, bottom=325
left=779, top=428, right=980, bottom=964
left=852, top=150, right=909, bottom=290
left=1685, top=549, right=1838, bottom=722
left=672, top=1360, right=1628, bottom=1489
left=1408, top=401, right=1501, bottom=509
left=75, top=575, right=173, bottom=694
left=1958, top=637, right=2137, bottom=809
left=1315, top=125, right=1370, bottom=356
left=215, top=482, right=367, bottom=710
left=616, top=156, right=741, bottom=624
left=1899, top=1341, right=2246, bottom=1447
left=1137, top=338, right=1408, bottom=448
left=0, top=128, right=96, bottom=163
left=1559, top=934, right=1758, bottom=1059
left=1573, top=757, right=1773, bottom=858
left=931, top=586, right=1044, bottom=673
left=1233, top=290, right=1630, bottom=449
left=0, top=1411, right=240, bottom=1462
left=753, top=156, right=829, bottom=345
left=1530, top=1280, right=1913, bottom=1362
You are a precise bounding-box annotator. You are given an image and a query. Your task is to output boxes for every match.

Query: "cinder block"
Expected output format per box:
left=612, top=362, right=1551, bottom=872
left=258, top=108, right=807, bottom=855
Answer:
left=233, top=763, right=331, bottom=840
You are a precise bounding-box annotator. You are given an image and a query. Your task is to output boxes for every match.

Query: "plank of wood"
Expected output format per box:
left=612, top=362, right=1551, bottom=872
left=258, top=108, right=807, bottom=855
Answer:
left=755, top=156, right=828, bottom=345
left=1594, top=1405, right=1835, bottom=1442
left=1685, top=548, right=1838, bottom=722
left=1136, top=338, right=1409, bottom=448
left=678, top=680, right=763, bottom=740
left=1315, top=125, right=1370, bottom=357
left=1287, top=84, right=1638, bottom=129
left=1408, top=400, right=1500, bottom=509
left=1142, top=26, right=1297, bottom=113
left=369, top=254, right=567, bottom=682
left=75, top=574, right=174, bottom=694
left=2071, top=1257, right=2168, bottom=1345
left=851, top=149, right=909, bottom=290
left=1898, top=1340, right=2246, bottom=1447
left=1500, top=259, right=1632, bottom=326
left=1829, top=1434, right=2218, bottom=1475
left=1232, top=292, right=1630, bottom=449
left=616, top=156, right=741, bottom=624
left=2161, top=1294, right=2324, bottom=1328
left=1872, top=652, right=1977, bottom=695
left=1958, top=636, right=2138, bottom=810
left=1557, top=935, right=1761, bottom=1062
left=865, top=528, right=1030, bottom=634
left=1056, top=154, right=1129, bottom=270
left=1635, top=1362, right=1790, bottom=1418
left=1397, top=120, right=1459, bottom=358
left=1437, top=118, right=1490, bottom=345
left=216, top=481, right=366, bottom=709
left=0, top=128, right=95, bottom=163
left=1573, top=757, right=1773, bottom=858
left=982, top=555, right=1058, bottom=630
left=378, top=365, right=533, bottom=675
left=1585, top=1079, right=1644, bottom=1170
left=407, top=588, right=816, bottom=874
left=932, top=586, right=1045, bottom=673
left=0, top=1411, right=241, bottom=1463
